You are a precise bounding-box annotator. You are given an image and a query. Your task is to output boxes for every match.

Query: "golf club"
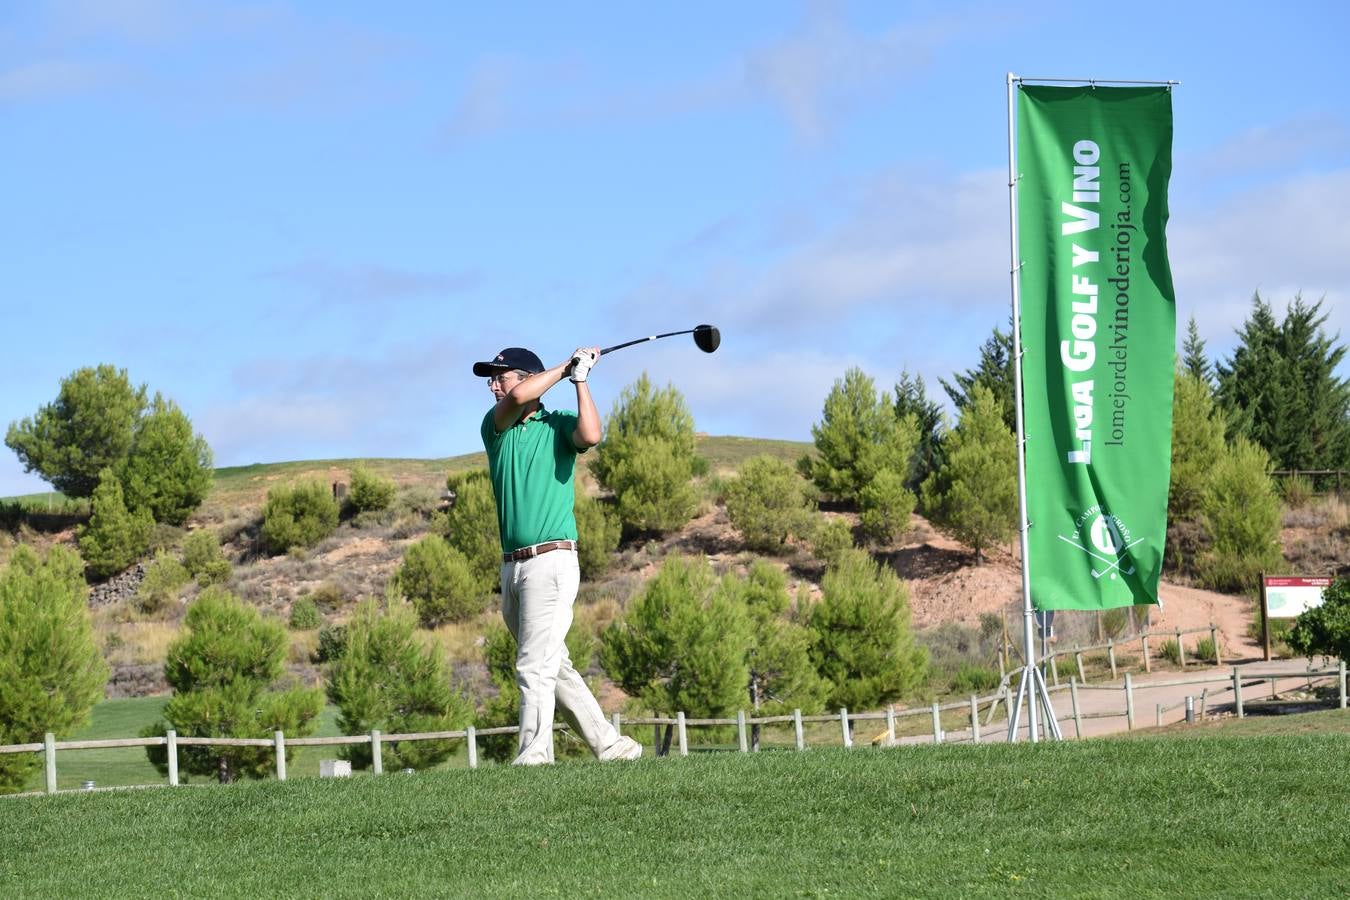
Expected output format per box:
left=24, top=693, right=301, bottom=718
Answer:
left=570, top=324, right=720, bottom=370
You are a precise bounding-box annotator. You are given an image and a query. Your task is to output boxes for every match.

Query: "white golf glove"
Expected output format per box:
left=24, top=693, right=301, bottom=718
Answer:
left=569, top=348, right=598, bottom=383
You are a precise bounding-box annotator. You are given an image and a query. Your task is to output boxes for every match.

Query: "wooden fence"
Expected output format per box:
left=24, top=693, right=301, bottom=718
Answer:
left=1016, top=623, right=1226, bottom=686
left=3, top=656, right=1346, bottom=797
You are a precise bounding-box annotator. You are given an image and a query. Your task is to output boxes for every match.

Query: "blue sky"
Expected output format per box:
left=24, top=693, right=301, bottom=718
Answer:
left=4, top=1, right=1349, bottom=496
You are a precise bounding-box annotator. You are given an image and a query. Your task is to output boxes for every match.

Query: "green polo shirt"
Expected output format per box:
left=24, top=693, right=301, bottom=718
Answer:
left=481, top=405, right=581, bottom=554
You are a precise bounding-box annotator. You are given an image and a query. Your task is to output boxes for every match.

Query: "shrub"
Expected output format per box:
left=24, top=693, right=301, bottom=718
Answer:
left=326, top=594, right=473, bottom=771
left=1280, top=473, right=1315, bottom=509
left=1288, top=576, right=1350, bottom=662
left=443, top=470, right=500, bottom=594
left=810, top=516, right=854, bottom=566
left=808, top=549, right=928, bottom=709
left=724, top=455, right=814, bottom=553
left=949, top=664, right=1001, bottom=696
left=592, top=374, right=700, bottom=535
left=136, top=550, right=190, bottom=614
left=858, top=467, right=914, bottom=546
left=347, top=464, right=396, bottom=514
left=78, top=468, right=154, bottom=578
left=1100, top=607, right=1130, bottom=640
left=1197, top=438, right=1282, bottom=594
left=1158, top=639, right=1181, bottom=665
left=395, top=536, right=484, bottom=627
left=0, top=545, right=109, bottom=793
left=182, top=529, right=231, bottom=587
left=142, top=587, right=323, bottom=783
left=1194, top=635, right=1219, bottom=664
left=316, top=625, right=348, bottom=663
left=288, top=597, right=322, bottom=631
left=306, top=582, right=347, bottom=611
left=261, top=480, right=339, bottom=554
left=575, top=490, right=621, bottom=580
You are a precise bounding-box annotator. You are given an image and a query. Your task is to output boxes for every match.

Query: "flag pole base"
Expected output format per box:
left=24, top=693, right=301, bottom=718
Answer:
left=1006, top=663, right=1063, bottom=742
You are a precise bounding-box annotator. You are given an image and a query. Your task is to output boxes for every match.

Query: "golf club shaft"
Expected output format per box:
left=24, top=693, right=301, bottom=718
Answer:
left=599, top=329, right=698, bottom=356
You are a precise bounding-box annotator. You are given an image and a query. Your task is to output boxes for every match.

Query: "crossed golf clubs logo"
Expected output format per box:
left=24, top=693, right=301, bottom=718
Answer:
left=1057, top=512, right=1143, bottom=580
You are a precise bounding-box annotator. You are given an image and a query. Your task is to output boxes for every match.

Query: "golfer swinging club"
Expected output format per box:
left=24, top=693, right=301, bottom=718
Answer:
left=472, top=344, right=642, bottom=765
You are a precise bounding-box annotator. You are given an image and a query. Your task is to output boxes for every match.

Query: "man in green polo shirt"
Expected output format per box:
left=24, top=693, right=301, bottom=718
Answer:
left=472, top=345, right=642, bottom=765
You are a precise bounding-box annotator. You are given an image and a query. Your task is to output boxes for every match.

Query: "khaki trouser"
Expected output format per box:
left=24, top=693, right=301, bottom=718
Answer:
left=500, top=549, right=623, bottom=764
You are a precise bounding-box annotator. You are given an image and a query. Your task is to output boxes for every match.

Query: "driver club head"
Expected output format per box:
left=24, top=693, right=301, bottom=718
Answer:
left=693, top=324, right=720, bottom=354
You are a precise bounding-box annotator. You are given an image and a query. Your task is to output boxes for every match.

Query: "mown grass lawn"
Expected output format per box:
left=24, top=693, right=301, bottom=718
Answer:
left=4, top=730, right=1348, bottom=898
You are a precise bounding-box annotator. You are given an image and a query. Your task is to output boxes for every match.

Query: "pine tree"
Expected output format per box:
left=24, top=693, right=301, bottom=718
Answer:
left=1215, top=293, right=1350, bottom=470
left=77, top=468, right=154, bottom=578
left=920, top=385, right=1018, bottom=564
left=443, top=469, right=500, bottom=593
left=592, top=374, right=700, bottom=534
left=600, top=556, right=751, bottom=720
left=326, top=593, right=473, bottom=771
left=808, top=549, right=928, bottom=710
left=5, top=364, right=146, bottom=498
left=1169, top=371, right=1227, bottom=521
left=801, top=368, right=918, bottom=504
left=1196, top=438, right=1283, bottom=595
left=724, top=455, right=814, bottom=552
left=143, top=587, right=323, bottom=783
left=1180, top=316, right=1212, bottom=386
left=894, top=370, right=945, bottom=491
left=0, top=545, right=109, bottom=793
left=119, top=394, right=213, bottom=525
left=941, top=323, right=1016, bottom=431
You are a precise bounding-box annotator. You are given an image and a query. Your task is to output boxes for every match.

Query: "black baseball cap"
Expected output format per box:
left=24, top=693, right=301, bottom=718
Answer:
left=472, top=347, right=545, bottom=378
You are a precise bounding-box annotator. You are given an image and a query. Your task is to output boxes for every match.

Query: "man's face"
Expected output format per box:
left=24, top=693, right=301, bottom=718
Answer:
left=487, top=370, right=524, bottom=402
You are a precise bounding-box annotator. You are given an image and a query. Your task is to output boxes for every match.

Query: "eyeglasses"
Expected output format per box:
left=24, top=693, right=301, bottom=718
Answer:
left=487, top=371, right=524, bottom=387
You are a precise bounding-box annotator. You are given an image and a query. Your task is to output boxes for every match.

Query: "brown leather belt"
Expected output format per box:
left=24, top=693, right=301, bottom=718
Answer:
left=503, top=539, right=577, bottom=562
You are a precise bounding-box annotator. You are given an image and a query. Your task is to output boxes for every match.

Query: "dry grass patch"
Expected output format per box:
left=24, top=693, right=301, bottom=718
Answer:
left=100, top=620, right=180, bottom=667
left=288, top=630, right=319, bottom=665
left=427, top=610, right=499, bottom=666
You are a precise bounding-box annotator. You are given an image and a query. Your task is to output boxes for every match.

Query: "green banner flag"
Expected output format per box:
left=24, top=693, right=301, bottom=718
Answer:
left=1016, top=84, right=1176, bottom=610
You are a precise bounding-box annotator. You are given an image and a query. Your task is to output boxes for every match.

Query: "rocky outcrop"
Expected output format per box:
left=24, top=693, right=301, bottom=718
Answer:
left=88, top=563, right=146, bottom=607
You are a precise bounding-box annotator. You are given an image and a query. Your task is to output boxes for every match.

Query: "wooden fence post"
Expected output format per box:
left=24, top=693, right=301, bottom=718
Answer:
left=611, top=712, right=621, bottom=733
left=676, top=712, right=688, bottom=757
left=1210, top=625, right=1222, bottom=666
left=1142, top=634, right=1151, bottom=673
left=839, top=708, right=852, bottom=749
left=885, top=706, right=896, bottom=744
left=1070, top=677, right=1082, bottom=739
left=274, top=731, right=286, bottom=781
left=654, top=723, right=662, bottom=755
left=1075, top=652, right=1086, bottom=684
left=1124, top=673, right=1135, bottom=730
left=1176, top=628, right=1186, bottom=670
left=44, top=732, right=56, bottom=794
left=969, top=695, right=981, bottom=744
left=737, top=711, right=748, bottom=752
left=371, top=729, right=383, bottom=775
left=930, top=702, right=942, bottom=744
left=1340, top=659, right=1347, bottom=710
left=167, top=730, right=179, bottom=786
left=1049, top=654, right=1060, bottom=687
left=1232, top=667, right=1244, bottom=718
left=793, top=709, right=805, bottom=752
left=1108, top=640, right=1118, bottom=680
left=466, top=726, right=477, bottom=770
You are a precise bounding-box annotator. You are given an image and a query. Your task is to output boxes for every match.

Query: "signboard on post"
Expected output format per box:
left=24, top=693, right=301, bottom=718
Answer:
left=1260, top=575, right=1331, bottom=660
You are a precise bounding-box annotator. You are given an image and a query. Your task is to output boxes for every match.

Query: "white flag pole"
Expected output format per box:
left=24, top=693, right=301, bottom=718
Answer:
left=1005, top=72, right=1063, bottom=742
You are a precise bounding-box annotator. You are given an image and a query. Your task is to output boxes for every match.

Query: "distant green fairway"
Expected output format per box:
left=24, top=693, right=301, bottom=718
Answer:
left=5, top=729, right=1348, bottom=898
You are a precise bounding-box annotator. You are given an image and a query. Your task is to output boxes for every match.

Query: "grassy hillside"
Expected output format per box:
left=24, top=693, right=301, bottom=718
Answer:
left=4, top=726, right=1349, bottom=897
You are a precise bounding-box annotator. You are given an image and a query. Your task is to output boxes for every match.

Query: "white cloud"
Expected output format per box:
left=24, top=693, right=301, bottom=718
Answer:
left=0, top=59, right=107, bottom=101
left=1170, top=168, right=1350, bottom=353
left=264, top=260, right=480, bottom=306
